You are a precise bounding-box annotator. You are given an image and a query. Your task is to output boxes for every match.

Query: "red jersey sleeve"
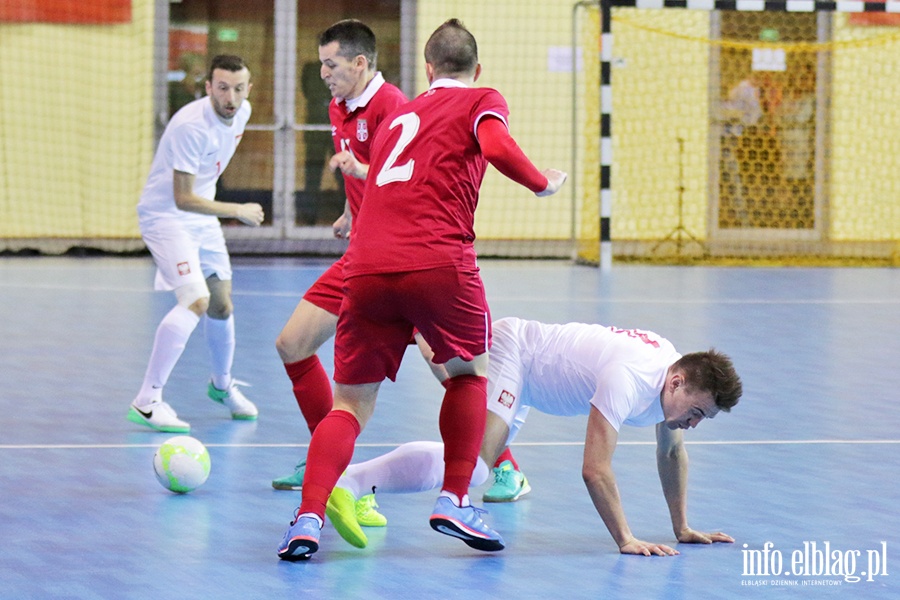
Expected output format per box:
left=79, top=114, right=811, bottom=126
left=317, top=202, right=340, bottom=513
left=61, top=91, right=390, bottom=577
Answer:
left=476, top=117, right=548, bottom=194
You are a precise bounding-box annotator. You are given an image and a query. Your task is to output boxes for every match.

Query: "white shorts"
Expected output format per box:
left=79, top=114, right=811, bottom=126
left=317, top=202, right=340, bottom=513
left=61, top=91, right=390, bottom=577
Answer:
left=486, top=317, right=531, bottom=446
left=141, top=219, right=232, bottom=292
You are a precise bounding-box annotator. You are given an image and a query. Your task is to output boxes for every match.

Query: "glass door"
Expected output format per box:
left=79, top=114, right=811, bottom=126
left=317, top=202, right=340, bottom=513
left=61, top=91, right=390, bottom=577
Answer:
left=287, top=1, right=402, bottom=241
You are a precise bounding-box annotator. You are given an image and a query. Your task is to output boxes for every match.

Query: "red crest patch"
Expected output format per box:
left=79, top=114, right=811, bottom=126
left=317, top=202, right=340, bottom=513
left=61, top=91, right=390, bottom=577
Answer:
left=356, top=119, right=368, bottom=142
left=497, top=390, right=516, bottom=409
left=177, top=262, right=191, bottom=276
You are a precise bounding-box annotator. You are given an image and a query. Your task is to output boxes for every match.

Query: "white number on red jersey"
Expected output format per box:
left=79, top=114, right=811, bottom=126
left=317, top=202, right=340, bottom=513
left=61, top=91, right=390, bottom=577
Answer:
left=376, top=112, right=419, bottom=187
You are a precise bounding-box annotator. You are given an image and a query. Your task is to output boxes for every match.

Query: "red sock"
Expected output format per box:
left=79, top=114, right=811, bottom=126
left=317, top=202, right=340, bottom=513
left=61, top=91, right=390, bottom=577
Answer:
left=298, top=409, right=360, bottom=519
left=284, top=356, right=333, bottom=434
left=439, top=374, right=488, bottom=501
left=494, top=447, right=519, bottom=470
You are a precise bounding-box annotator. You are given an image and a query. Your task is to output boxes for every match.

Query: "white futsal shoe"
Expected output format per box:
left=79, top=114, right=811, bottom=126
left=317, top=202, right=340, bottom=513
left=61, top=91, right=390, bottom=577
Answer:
left=207, top=379, right=258, bottom=420
left=127, top=400, right=190, bottom=433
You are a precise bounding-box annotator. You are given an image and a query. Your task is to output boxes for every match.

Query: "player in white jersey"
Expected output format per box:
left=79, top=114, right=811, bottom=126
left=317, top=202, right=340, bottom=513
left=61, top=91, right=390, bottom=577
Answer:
left=128, top=55, right=264, bottom=434
left=322, top=317, right=743, bottom=556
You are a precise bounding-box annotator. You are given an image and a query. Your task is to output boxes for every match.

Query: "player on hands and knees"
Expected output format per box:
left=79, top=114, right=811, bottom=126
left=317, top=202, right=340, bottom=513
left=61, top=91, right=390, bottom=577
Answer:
left=319, top=318, right=742, bottom=556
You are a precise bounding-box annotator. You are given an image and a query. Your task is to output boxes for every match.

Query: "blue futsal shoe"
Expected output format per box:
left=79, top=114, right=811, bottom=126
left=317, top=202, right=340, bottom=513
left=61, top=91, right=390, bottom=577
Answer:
left=277, top=514, right=320, bottom=561
left=429, top=496, right=505, bottom=551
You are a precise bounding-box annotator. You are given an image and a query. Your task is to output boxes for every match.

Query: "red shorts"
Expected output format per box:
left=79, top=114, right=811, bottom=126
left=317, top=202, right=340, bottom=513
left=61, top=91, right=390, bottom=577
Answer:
left=302, top=256, right=346, bottom=316
left=334, top=266, right=492, bottom=384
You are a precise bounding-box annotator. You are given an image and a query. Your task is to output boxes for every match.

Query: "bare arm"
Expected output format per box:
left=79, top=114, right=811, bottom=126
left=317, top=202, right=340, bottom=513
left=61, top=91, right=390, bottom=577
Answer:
left=583, top=407, right=678, bottom=556
left=332, top=199, right=352, bottom=239
left=656, top=423, right=689, bottom=536
left=173, top=170, right=264, bottom=226
left=656, top=424, right=735, bottom=545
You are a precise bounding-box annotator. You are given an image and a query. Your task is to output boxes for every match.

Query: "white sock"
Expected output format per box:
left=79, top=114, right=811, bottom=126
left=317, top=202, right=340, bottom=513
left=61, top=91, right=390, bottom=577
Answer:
left=204, top=314, right=235, bottom=390
left=135, top=305, right=200, bottom=406
left=337, top=441, right=448, bottom=498
left=336, top=441, right=491, bottom=500
left=439, top=491, right=470, bottom=507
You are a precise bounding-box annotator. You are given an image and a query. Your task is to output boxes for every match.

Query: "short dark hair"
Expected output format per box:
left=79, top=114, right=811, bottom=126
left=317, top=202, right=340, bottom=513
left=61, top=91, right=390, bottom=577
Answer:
left=207, top=55, right=249, bottom=83
left=424, top=18, right=478, bottom=78
left=318, top=19, right=377, bottom=69
left=675, top=349, right=743, bottom=411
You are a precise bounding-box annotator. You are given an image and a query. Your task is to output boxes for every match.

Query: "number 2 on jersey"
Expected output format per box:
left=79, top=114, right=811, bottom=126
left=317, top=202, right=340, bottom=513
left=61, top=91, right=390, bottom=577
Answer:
left=375, top=112, right=420, bottom=187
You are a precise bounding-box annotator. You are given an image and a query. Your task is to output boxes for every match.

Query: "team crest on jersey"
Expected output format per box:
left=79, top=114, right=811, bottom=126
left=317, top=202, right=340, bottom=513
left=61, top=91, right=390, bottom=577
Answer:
left=356, top=119, right=368, bottom=142
left=177, top=261, right=191, bottom=276
left=497, top=390, right=516, bottom=409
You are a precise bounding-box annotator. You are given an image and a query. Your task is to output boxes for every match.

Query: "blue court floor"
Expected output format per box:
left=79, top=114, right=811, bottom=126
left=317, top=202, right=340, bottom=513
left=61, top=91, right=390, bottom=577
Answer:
left=1, top=256, right=898, bottom=599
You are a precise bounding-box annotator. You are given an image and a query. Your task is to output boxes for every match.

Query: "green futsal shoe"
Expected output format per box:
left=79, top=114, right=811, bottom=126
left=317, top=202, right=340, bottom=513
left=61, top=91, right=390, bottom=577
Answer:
left=272, top=461, right=306, bottom=490
left=326, top=487, right=369, bottom=548
left=483, top=460, right=532, bottom=502
left=355, top=492, right=387, bottom=527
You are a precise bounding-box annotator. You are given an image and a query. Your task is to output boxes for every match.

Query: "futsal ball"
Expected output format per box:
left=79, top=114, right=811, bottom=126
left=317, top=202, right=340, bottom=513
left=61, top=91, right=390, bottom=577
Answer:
left=153, top=435, right=211, bottom=494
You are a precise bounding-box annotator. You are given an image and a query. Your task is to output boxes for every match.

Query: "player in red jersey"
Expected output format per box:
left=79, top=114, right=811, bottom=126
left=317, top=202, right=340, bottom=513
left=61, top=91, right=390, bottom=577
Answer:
left=271, top=21, right=407, bottom=513
left=278, top=19, right=567, bottom=561
left=273, top=18, right=529, bottom=510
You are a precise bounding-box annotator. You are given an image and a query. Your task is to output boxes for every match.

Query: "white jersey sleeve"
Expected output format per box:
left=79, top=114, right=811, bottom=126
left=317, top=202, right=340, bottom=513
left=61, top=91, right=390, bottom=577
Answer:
left=588, top=327, right=679, bottom=431
left=590, top=363, right=646, bottom=431
left=170, top=120, right=208, bottom=176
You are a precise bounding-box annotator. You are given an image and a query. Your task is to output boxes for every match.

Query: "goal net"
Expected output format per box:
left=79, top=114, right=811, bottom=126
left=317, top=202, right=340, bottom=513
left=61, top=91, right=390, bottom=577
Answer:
left=601, top=1, right=900, bottom=265
left=0, top=0, right=603, bottom=262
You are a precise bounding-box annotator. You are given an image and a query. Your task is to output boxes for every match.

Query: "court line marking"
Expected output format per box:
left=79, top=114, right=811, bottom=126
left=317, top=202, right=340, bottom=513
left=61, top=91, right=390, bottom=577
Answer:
left=2, top=439, right=898, bottom=450
left=2, top=282, right=899, bottom=305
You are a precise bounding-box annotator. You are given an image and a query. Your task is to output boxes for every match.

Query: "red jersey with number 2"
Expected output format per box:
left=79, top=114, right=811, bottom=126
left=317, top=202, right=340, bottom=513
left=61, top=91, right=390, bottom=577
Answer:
left=343, top=84, right=510, bottom=278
